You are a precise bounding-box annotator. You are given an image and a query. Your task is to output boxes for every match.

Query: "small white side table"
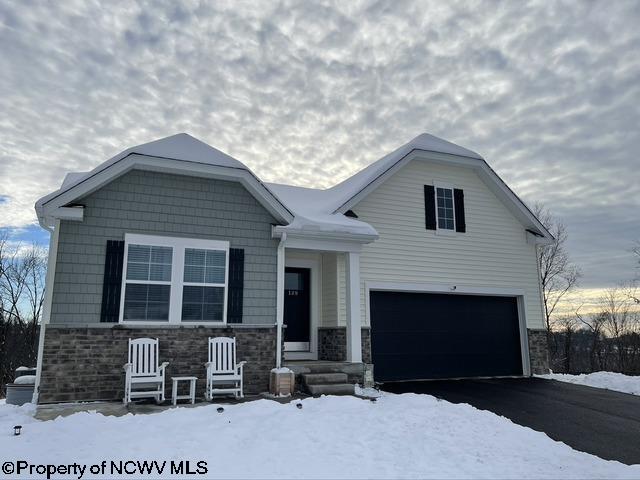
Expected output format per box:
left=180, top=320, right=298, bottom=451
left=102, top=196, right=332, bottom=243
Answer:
left=171, top=376, right=198, bottom=406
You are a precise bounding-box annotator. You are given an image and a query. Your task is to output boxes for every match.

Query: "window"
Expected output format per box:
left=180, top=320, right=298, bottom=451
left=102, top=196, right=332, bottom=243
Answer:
left=435, top=186, right=455, bottom=231
left=182, top=249, right=226, bottom=322
left=120, top=234, right=229, bottom=324
left=123, top=245, right=172, bottom=321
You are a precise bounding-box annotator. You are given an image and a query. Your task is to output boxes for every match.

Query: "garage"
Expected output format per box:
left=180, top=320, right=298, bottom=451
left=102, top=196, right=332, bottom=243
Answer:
left=370, top=291, right=524, bottom=382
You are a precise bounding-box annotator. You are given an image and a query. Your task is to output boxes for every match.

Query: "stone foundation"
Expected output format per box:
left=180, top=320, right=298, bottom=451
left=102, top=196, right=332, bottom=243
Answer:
left=318, top=327, right=371, bottom=363
left=528, top=328, right=550, bottom=374
left=39, top=324, right=278, bottom=403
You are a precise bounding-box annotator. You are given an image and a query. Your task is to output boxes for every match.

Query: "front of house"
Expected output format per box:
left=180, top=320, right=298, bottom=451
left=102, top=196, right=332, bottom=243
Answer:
left=33, top=133, right=551, bottom=403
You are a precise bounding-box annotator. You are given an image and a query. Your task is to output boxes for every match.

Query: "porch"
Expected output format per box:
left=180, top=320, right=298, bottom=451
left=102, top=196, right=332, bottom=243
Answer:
left=280, top=247, right=371, bottom=365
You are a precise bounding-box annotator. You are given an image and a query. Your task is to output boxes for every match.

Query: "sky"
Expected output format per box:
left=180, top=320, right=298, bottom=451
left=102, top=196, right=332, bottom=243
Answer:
left=0, top=0, right=639, bottom=300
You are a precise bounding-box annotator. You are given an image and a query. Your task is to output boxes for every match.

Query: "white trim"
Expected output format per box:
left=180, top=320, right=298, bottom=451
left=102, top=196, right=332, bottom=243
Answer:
left=36, top=153, right=293, bottom=228
left=54, top=206, right=84, bottom=221
left=345, top=252, right=362, bottom=363
left=32, top=219, right=60, bottom=403
left=271, top=227, right=376, bottom=249
left=119, top=233, right=229, bottom=326
left=433, top=181, right=456, bottom=235
left=284, top=252, right=320, bottom=361
left=333, top=149, right=554, bottom=243
left=275, top=234, right=286, bottom=368
left=364, top=281, right=530, bottom=376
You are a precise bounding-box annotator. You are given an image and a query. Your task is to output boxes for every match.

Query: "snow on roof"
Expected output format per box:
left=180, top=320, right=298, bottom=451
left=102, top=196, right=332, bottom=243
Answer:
left=39, top=132, right=493, bottom=241
left=266, top=183, right=378, bottom=238
left=325, top=133, right=482, bottom=213
left=54, top=133, right=247, bottom=194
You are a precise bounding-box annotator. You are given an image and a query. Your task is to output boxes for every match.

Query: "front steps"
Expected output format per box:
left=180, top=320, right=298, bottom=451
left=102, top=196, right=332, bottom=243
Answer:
left=285, top=361, right=364, bottom=396
left=303, top=372, right=354, bottom=396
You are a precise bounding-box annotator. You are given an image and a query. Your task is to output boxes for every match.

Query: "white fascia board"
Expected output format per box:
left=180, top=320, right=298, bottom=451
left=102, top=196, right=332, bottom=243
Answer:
left=272, top=225, right=377, bottom=244
left=36, top=154, right=294, bottom=226
left=272, top=227, right=371, bottom=252
left=335, top=149, right=554, bottom=243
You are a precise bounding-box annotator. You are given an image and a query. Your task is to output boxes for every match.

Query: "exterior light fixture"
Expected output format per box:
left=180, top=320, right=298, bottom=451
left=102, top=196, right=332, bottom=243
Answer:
left=217, top=407, right=224, bottom=414
left=14, top=425, right=22, bottom=436
left=296, top=403, right=303, bottom=409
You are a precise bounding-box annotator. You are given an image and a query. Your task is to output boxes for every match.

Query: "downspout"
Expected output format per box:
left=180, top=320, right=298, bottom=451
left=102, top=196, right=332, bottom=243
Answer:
left=32, top=218, right=60, bottom=403
left=275, top=232, right=287, bottom=369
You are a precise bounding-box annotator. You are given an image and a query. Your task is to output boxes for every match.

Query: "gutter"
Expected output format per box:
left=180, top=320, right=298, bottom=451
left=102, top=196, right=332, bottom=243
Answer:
left=32, top=218, right=60, bottom=403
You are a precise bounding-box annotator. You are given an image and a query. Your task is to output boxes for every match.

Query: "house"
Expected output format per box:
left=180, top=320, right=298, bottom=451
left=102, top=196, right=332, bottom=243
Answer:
left=33, top=132, right=552, bottom=403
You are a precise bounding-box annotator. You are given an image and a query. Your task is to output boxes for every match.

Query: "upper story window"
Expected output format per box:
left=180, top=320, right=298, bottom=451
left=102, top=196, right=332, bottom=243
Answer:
left=120, top=234, right=229, bottom=324
left=436, top=186, right=455, bottom=231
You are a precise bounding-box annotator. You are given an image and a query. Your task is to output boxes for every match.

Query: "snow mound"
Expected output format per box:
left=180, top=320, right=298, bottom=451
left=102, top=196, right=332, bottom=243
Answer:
left=1, top=394, right=638, bottom=478
left=13, top=375, right=36, bottom=385
left=540, top=372, right=640, bottom=396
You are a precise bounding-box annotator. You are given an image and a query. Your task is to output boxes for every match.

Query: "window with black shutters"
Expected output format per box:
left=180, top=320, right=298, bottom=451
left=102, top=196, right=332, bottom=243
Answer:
left=119, top=234, right=230, bottom=324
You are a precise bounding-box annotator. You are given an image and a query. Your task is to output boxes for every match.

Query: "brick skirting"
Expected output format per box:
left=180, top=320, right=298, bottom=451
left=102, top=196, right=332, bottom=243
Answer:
left=527, top=328, right=550, bottom=374
left=39, top=325, right=278, bottom=403
left=318, top=327, right=371, bottom=364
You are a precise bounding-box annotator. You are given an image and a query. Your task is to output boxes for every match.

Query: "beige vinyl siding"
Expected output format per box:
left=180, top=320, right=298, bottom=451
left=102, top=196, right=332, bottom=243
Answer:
left=350, top=158, right=544, bottom=329
left=321, top=252, right=338, bottom=326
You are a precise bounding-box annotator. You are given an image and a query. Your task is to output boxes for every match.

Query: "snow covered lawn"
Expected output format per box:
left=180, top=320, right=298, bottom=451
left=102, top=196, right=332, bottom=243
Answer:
left=539, top=372, right=640, bottom=396
left=1, top=393, right=638, bottom=479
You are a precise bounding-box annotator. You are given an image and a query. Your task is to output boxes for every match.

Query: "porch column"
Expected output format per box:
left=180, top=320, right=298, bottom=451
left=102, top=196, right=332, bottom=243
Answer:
left=345, top=251, right=362, bottom=363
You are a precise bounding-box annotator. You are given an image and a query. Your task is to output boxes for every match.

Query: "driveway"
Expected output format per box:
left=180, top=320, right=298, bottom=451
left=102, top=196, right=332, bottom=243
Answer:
left=382, top=377, right=640, bottom=465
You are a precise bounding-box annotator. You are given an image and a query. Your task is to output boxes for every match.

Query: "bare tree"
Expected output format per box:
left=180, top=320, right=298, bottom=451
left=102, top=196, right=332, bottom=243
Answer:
left=599, top=286, right=639, bottom=372
left=0, top=233, right=46, bottom=394
left=576, top=309, right=606, bottom=372
left=552, top=315, right=578, bottom=373
left=534, top=204, right=582, bottom=332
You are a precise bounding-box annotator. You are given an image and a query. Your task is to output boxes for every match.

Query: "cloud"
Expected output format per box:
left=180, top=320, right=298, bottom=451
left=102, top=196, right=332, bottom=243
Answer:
left=0, top=0, right=638, bottom=288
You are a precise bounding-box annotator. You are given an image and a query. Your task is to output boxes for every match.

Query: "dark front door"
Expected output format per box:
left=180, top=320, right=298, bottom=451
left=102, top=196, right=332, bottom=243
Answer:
left=284, top=267, right=311, bottom=352
left=370, top=291, right=523, bottom=382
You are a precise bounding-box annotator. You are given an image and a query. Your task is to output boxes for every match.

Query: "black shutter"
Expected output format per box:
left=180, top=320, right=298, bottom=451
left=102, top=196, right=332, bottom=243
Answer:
left=100, top=240, right=124, bottom=323
left=454, top=188, right=466, bottom=233
left=424, top=185, right=436, bottom=230
left=227, top=248, right=244, bottom=324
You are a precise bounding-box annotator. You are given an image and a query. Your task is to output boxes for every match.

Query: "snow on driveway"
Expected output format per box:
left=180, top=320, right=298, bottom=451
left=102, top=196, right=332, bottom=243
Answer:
left=539, top=372, right=640, bottom=396
left=1, top=393, right=638, bottom=479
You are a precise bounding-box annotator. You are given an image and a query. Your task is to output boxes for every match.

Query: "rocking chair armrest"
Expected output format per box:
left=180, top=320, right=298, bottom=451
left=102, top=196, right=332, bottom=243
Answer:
left=123, top=363, right=132, bottom=373
left=205, top=361, right=214, bottom=367
left=159, top=362, right=169, bottom=372
left=236, top=361, right=247, bottom=372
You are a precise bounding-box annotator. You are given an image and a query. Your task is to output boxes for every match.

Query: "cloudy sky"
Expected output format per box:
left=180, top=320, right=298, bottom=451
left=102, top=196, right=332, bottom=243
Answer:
left=1, top=0, right=638, bottom=297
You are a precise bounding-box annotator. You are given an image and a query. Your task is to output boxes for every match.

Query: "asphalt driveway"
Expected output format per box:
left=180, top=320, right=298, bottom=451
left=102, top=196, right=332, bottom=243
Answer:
left=382, top=377, right=640, bottom=465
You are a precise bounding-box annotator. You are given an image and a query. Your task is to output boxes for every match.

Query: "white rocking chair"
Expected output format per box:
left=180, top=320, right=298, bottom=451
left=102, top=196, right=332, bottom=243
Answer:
left=123, top=338, right=169, bottom=404
left=205, top=337, right=246, bottom=400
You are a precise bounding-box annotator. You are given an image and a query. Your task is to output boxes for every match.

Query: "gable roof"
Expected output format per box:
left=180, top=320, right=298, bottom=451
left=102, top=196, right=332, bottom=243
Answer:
left=326, top=133, right=483, bottom=213
left=36, top=132, right=552, bottom=243
left=35, top=133, right=293, bottom=227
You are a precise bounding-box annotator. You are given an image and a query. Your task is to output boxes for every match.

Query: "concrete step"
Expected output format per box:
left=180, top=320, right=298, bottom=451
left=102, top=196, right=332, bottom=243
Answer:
left=302, top=373, right=348, bottom=385
left=307, top=383, right=355, bottom=396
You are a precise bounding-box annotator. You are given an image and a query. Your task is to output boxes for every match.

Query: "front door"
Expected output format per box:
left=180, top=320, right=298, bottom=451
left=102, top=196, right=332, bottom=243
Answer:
left=284, top=267, right=311, bottom=352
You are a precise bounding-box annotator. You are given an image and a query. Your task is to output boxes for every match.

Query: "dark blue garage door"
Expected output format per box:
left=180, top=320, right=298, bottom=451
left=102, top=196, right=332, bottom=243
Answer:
left=370, top=291, right=523, bottom=381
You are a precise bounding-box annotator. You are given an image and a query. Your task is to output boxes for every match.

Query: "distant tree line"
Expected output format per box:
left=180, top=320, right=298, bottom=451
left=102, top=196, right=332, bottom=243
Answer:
left=537, top=205, right=640, bottom=375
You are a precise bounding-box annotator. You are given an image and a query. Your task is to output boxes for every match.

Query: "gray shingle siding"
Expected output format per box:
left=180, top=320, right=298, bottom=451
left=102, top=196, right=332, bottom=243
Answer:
left=50, top=169, right=279, bottom=325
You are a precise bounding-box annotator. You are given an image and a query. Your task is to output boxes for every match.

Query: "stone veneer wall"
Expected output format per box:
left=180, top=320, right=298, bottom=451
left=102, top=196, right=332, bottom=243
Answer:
left=318, top=327, right=371, bottom=364
left=39, top=325, right=277, bottom=403
left=527, top=328, right=550, bottom=374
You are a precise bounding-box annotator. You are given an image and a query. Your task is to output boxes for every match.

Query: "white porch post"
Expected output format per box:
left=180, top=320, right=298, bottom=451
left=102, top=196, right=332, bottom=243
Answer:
left=345, top=251, right=362, bottom=363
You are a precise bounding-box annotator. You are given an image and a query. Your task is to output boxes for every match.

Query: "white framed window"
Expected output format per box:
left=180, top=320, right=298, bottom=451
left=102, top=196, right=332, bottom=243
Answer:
left=120, top=234, right=229, bottom=325
left=434, top=183, right=456, bottom=232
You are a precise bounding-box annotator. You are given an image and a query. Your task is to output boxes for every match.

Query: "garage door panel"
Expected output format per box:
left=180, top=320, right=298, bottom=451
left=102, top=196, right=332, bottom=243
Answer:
left=370, top=291, right=523, bottom=381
